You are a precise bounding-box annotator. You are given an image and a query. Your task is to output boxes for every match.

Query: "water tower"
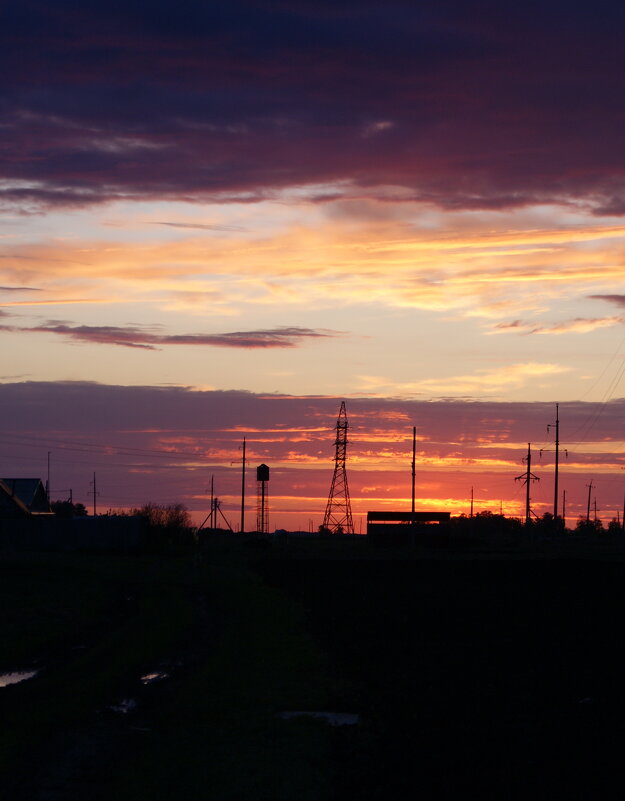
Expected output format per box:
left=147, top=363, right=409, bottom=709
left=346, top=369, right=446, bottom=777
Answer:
left=256, top=464, right=269, bottom=534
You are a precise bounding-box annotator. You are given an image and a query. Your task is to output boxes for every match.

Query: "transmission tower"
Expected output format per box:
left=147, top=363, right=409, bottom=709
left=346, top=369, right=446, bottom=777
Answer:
left=322, top=401, right=354, bottom=534
left=515, top=442, right=540, bottom=525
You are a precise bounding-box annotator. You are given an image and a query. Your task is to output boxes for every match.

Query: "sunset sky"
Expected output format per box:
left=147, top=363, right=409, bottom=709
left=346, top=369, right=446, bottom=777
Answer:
left=2, top=1, right=625, bottom=529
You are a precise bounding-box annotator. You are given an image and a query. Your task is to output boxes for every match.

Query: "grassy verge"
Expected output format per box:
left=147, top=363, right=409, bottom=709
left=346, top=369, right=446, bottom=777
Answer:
left=98, top=558, right=335, bottom=801
left=0, top=547, right=337, bottom=800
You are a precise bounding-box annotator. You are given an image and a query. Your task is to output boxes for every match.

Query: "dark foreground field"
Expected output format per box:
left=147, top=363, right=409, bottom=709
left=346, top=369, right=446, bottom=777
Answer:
left=2, top=537, right=625, bottom=799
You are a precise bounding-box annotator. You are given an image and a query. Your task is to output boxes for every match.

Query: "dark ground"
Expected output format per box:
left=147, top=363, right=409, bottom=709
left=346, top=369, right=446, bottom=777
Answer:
left=256, top=541, right=625, bottom=799
left=2, top=537, right=625, bottom=799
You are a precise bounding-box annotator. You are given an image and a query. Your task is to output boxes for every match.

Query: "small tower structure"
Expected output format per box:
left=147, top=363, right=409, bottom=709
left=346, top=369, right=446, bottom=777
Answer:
left=256, top=464, right=269, bottom=534
left=322, top=401, right=354, bottom=534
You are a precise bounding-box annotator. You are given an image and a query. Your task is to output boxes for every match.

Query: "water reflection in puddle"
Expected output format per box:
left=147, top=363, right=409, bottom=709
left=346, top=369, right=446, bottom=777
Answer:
left=0, top=670, right=38, bottom=688
left=140, top=671, right=170, bottom=685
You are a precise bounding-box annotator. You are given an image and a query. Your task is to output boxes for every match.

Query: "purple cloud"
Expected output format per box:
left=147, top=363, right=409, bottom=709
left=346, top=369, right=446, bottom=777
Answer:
left=149, top=221, right=247, bottom=232
left=589, top=295, right=625, bottom=308
left=1, top=2, right=625, bottom=213
left=0, top=322, right=342, bottom=349
left=494, top=320, right=524, bottom=331
left=494, top=316, right=625, bottom=335
left=0, top=381, right=624, bottom=527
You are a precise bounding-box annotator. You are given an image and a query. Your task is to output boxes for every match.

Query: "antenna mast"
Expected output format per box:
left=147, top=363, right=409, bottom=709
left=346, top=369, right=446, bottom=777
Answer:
left=322, top=401, right=354, bottom=534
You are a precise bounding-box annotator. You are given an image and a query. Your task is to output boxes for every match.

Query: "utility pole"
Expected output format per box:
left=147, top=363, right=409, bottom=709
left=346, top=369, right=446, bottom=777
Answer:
left=46, top=451, right=51, bottom=504
left=411, top=426, right=416, bottom=514
left=515, top=443, right=540, bottom=525
left=470, top=486, right=474, bottom=518
left=562, top=489, right=566, bottom=530
left=240, top=437, right=246, bottom=534
left=91, top=472, right=97, bottom=516
left=622, top=489, right=625, bottom=534
left=586, top=480, right=594, bottom=523
left=547, top=404, right=560, bottom=519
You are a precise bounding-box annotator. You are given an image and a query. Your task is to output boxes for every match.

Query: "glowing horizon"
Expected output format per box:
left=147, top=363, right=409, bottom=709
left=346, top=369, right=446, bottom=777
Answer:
left=0, top=384, right=623, bottom=530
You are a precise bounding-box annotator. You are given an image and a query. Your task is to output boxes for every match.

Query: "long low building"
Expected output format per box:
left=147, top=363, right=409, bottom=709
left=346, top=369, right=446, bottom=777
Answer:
left=367, top=510, right=450, bottom=545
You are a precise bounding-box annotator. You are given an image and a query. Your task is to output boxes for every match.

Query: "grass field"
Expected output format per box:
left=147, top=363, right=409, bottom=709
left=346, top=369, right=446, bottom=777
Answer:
left=0, top=545, right=337, bottom=800
left=2, top=535, right=625, bottom=799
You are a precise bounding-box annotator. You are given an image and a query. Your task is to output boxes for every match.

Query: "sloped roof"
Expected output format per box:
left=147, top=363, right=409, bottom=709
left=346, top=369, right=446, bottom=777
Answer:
left=1, top=479, right=51, bottom=513
left=0, top=480, right=30, bottom=516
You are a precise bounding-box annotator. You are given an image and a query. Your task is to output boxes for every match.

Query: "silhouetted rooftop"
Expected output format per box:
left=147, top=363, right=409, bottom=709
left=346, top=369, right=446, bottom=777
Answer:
left=1, top=479, right=51, bottom=514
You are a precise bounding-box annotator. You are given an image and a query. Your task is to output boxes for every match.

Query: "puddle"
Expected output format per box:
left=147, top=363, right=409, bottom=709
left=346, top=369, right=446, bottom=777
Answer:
left=0, top=670, right=38, bottom=688
left=109, top=698, right=137, bottom=715
left=277, top=711, right=360, bottom=726
left=140, top=671, right=170, bottom=685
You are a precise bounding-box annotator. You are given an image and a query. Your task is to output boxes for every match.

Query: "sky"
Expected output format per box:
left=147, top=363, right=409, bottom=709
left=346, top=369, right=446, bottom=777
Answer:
left=2, top=0, right=625, bottom=529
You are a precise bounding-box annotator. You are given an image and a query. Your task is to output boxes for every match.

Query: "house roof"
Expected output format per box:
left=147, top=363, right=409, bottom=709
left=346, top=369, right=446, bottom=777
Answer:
left=0, top=480, right=31, bottom=516
left=1, top=479, right=52, bottom=514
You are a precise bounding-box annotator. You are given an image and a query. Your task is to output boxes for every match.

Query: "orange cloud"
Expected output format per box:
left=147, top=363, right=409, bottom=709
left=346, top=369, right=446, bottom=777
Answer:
left=3, top=210, right=625, bottom=320
left=357, top=362, right=571, bottom=397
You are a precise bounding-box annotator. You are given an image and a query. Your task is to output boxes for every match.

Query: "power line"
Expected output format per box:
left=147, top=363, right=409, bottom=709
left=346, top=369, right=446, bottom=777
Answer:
left=0, top=431, right=212, bottom=461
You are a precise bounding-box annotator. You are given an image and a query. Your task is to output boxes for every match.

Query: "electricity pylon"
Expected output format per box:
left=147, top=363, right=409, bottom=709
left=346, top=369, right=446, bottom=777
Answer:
left=515, top=442, right=540, bottom=525
left=322, top=401, right=354, bottom=534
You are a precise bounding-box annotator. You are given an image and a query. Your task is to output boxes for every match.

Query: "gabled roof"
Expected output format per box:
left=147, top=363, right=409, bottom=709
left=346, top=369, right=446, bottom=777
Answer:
left=1, top=479, right=52, bottom=514
left=0, top=480, right=31, bottom=516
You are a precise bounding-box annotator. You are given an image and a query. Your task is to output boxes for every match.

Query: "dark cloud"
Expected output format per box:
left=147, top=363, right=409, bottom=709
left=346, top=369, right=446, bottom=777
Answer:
left=0, top=286, right=42, bottom=291
left=589, top=294, right=625, bottom=308
left=1, top=379, right=623, bottom=444
left=0, top=322, right=342, bottom=349
left=2, top=1, right=625, bottom=212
